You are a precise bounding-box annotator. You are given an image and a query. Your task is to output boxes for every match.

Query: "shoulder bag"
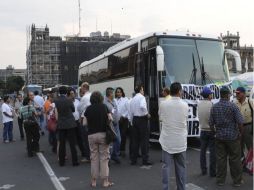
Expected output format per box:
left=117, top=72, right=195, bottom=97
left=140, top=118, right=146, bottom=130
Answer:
left=104, top=105, right=117, bottom=144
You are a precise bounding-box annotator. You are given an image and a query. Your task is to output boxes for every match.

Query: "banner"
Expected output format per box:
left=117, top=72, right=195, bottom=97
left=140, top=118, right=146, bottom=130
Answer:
left=181, top=83, right=231, bottom=137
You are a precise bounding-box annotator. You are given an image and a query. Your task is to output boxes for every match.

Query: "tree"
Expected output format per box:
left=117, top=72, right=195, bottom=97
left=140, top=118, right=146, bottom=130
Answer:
left=6, top=76, right=25, bottom=94
left=0, top=79, right=5, bottom=89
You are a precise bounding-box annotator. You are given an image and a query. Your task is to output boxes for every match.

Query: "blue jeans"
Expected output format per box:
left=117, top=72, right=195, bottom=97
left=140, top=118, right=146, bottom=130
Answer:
left=200, top=131, right=216, bottom=176
left=162, top=150, right=186, bottom=190
left=111, top=124, right=121, bottom=160
left=3, top=121, right=13, bottom=141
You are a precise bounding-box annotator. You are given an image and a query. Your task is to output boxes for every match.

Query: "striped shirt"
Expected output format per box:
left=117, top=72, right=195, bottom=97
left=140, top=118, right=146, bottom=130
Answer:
left=209, top=99, right=244, bottom=140
left=19, top=105, right=36, bottom=120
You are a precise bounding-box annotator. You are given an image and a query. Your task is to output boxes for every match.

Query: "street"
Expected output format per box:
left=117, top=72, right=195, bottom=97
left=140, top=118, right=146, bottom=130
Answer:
left=0, top=118, right=253, bottom=190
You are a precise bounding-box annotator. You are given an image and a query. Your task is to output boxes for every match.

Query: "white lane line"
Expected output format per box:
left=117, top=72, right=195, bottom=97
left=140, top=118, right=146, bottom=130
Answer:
left=186, top=183, right=205, bottom=190
left=37, top=153, right=66, bottom=190
left=0, top=184, right=15, bottom=189
left=189, top=147, right=210, bottom=154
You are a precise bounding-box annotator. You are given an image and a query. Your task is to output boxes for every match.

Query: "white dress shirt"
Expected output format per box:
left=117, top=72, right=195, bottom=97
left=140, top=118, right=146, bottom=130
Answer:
left=1, top=103, right=13, bottom=123
left=115, top=97, right=129, bottom=120
left=78, top=91, right=91, bottom=116
left=159, top=97, right=189, bottom=154
left=129, top=93, right=148, bottom=122
left=73, top=99, right=80, bottom=121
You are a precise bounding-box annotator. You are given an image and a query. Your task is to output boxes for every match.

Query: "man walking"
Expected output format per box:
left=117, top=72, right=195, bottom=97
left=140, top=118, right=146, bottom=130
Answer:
left=159, top=82, right=188, bottom=190
left=129, top=85, right=152, bottom=166
left=209, top=86, right=244, bottom=186
left=198, top=87, right=216, bottom=177
left=1, top=96, right=14, bottom=143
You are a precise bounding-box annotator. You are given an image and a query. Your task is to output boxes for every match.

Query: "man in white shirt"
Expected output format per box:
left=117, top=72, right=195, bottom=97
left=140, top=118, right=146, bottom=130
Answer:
left=129, top=85, right=152, bottom=166
left=15, top=94, right=24, bottom=140
left=1, top=96, right=14, bottom=143
left=78, top=82, right=91, bottom=118
left=159, top=82, right=189, bottom=190
left=68, top=88, right=90, bottom=162
left=77, top=82, right=91, bottom=160
left=34, top=90, right=45, bottom=135
left=198, top=87, right=216, bottom=177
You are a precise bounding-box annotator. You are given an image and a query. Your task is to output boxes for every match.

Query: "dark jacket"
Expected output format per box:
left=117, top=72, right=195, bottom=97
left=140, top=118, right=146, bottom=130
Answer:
left=55, top=95, right=76, bottom=130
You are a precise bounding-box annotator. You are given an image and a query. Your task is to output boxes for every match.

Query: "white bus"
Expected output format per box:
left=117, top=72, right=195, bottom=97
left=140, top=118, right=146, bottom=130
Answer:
left=79, top=31, right=236, bottom=139
left=22, top=84, right=42, bottom=97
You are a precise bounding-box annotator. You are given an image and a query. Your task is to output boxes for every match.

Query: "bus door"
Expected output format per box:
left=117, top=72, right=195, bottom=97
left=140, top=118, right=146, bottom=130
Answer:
left=134, top=49, right=159, bottom=139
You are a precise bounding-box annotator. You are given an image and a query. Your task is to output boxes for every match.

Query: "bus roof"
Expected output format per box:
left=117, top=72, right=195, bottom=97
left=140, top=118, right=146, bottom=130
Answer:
left=79, top=31, right=221, bottom=69
left=25, top=84, right=42, bottom=87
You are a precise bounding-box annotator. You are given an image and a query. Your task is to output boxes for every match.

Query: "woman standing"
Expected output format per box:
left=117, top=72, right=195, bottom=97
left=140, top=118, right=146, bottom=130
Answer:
left=115, top=87, right=129, bottom=157
left=20, top=97, right=40, bottom=157
left=84, top=91, right=114, bottom=188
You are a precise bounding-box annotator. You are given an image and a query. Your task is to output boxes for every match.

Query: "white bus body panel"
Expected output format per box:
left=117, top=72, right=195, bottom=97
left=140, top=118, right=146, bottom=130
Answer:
left=89, top=77, right=134, bottom=97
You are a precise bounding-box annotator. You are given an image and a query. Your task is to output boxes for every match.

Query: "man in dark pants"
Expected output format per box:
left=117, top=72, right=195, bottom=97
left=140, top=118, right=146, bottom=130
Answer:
left=129, top=85, right=152, bottom=166
left=67, top=88, right=89, bottom=162
left=20, top=97, right=40, bottom=157
left=198, top=87, right=216, bottom=177
left=15, top=94, right=24, bottom=140
left=209, top=86, right=244, bottom=187
left=55, top=86, right=79, bottom=167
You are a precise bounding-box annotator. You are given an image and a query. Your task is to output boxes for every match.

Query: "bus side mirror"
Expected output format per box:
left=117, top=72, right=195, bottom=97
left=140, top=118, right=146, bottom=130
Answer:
left=225, top=49, right=241, bottom=72
left=156, top=46, right=165, bottom=71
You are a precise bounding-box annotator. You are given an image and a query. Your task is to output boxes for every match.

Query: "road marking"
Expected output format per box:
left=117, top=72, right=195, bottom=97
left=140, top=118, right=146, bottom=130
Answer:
left=186, top=183, right=205, bottom=190
left=140, top=165, right=152, bottom=170
left=58, top=177, right=70, bottom=182
left=37, top=153, right=66, bottom=190
left=189, top=147, right=210, bottom=154
left=0, top=184, right=15, bottom=189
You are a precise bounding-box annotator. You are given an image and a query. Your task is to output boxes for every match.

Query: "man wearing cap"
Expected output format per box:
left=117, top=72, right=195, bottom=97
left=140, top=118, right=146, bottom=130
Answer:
left=234, top=87, right=253, bottom=158
left=209, top=86, right=244, bottom=186
left=198, top=87, right=216, bottom=177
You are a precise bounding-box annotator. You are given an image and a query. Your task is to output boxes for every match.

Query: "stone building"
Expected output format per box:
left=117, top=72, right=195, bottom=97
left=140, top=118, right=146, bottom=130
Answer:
left=26, top=24, right=62, bottom=87
left=221, top=31, right=253, bottom=73
left=0, top=65, right=26, bottom=83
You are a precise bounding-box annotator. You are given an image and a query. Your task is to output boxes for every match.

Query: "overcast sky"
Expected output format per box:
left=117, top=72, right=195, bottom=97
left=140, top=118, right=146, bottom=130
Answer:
left=0, top=0, right=253, bottom=69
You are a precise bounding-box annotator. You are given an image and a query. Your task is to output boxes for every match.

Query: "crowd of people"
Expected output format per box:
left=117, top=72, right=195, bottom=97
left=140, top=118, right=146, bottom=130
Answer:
left=0, top=81, right=253, bottom=189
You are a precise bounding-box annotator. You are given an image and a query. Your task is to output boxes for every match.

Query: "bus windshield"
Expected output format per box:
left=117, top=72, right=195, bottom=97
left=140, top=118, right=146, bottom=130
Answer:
left=159, top=38, right=229, bottom=86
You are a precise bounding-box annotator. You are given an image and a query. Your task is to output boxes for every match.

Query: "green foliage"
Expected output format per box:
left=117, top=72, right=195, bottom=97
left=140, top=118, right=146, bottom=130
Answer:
left=6, top=76, right=24, bottom=94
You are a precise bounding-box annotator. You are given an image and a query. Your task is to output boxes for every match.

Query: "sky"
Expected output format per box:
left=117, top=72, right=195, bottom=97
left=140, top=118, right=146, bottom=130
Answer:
left=0, top=0, right=253, bottom=69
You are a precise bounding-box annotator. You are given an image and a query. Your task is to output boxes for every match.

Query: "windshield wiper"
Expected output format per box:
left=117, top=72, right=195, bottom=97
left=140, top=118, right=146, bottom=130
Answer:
left=189, top=53, right=197, bottom=84
left=201, top=57, right=214, bottom=85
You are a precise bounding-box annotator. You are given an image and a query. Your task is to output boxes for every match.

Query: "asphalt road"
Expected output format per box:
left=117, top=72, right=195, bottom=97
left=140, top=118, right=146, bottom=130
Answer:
left=0, top=117, right=253, bottom=190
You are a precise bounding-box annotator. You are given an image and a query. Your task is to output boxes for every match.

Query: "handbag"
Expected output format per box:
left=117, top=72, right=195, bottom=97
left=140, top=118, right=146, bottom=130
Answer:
left=105, top=119, right=117, bottom=144
left=24, top=105, right=37, bottom=125
left=47, top=114, right=57, bottom=132
left=104, top=105, right=117, bottom=144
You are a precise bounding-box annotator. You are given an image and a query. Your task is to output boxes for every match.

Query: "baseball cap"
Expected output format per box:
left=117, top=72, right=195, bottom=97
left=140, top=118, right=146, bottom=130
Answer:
left=220, top=86, right=231, bottom=95
left=235, top=87, right=246, bottom=93
left=201, top=87, right=213, bottom=96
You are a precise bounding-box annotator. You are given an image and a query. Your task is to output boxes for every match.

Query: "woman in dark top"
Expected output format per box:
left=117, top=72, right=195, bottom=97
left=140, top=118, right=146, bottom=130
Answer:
left=84, top=91, right=114, bottom=188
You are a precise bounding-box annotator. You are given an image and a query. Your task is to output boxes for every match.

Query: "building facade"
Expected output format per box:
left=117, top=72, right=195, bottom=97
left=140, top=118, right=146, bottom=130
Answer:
left=0, top=65, right=26, bottom=83
left=221, top=31, right=253, bottom=73
left=26, top=24, right=62, bottom=87
left=26, top=24, right=129, bottom=87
